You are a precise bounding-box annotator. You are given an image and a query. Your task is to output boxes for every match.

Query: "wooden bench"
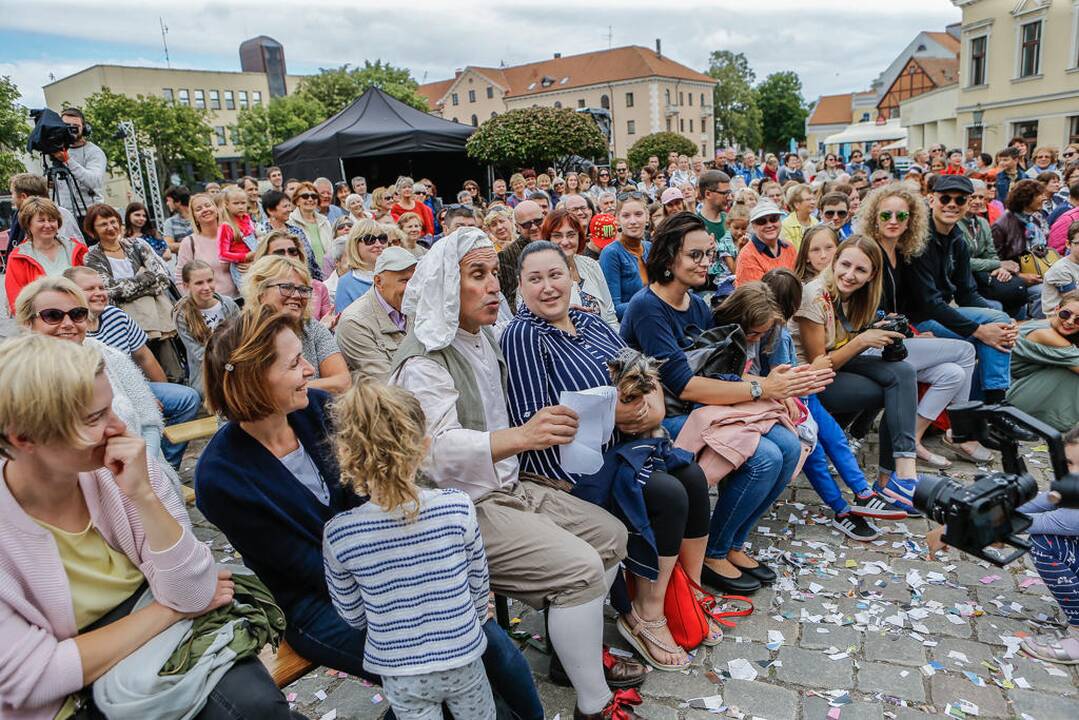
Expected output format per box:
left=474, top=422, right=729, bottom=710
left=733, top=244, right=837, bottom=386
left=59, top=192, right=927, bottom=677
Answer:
left=259, top=640, right=317, bottom=688
left=163, top=415, right=220, bottom=444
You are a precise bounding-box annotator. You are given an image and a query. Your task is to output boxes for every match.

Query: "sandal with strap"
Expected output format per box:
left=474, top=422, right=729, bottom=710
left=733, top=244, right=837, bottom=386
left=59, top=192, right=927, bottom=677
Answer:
left=616, top=608, right=691, bottom=671
left=692, top=589, right=725, bottom=646
left=1021, top=633, right=1079, bottom=665
left=943, top=431, right=994, bottom=463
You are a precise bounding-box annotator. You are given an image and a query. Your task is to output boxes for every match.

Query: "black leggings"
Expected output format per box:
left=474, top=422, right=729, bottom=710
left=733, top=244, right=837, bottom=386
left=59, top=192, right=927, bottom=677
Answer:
left=644, top=463, right=710, bottom=556
left=974, top=270, right=1029, bottom=319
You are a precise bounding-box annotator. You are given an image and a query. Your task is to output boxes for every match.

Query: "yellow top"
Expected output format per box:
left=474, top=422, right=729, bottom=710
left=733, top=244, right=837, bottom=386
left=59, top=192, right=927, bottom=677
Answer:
left=35, top=518, right=145, bottom=631
left=780, top=212, right=815, bottom=250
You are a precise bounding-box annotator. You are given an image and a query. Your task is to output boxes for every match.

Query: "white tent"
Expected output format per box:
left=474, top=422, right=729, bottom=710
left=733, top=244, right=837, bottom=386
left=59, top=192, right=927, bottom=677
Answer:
left=822, top=118, right=908, bottom=146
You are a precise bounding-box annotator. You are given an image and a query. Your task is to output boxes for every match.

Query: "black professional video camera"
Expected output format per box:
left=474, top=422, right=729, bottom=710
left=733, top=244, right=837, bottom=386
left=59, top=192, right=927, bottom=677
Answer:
left=27, top=108, right=79, bottom=155
left=913, top=402, right=1079, bottom=566
left=876, top=314, right=914, bottom=362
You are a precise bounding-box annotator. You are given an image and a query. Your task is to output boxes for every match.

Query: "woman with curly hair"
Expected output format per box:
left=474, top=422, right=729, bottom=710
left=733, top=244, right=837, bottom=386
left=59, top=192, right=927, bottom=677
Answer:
left=857, top=183, right=990, bottom=465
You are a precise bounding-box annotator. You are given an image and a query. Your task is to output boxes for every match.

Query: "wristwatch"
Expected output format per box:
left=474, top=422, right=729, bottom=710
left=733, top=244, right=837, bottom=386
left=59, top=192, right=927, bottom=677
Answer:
left=749, top=380, right=763, bottom=400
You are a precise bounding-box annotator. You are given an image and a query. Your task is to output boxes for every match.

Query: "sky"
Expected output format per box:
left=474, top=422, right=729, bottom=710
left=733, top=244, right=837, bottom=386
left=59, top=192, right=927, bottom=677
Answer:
left=1, top=0, right=961, bottom=109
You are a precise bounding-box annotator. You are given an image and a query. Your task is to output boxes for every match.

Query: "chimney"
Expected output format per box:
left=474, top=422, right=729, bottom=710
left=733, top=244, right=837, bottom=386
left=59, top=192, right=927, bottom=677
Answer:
left=655, top=38, right=662, bottom=58
left=554, top=52, right=561, bottom=59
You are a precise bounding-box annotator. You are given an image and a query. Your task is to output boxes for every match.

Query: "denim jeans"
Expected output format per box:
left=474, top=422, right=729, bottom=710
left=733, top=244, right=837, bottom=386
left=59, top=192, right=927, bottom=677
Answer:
left=148, top=381, right=201, bottom=468
left=801, top=395, right=870, bottom=515
left=286, top=602, right=544, bottom=720
left=913, top=306, right=1012, bottom=392
left=706, top=424, right=801, bottom=558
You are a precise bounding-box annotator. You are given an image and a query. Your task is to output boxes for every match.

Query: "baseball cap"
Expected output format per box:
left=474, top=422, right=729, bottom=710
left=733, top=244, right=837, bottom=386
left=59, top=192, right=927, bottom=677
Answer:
left=589, top=213, right=619, bottom=250
left=660, top=187, right=684, bottom=205
left=374, top=246, right=418, bottom=275
left=932, top=175, right=974, bottom=195
left=749, top=200, right=784, bottom=224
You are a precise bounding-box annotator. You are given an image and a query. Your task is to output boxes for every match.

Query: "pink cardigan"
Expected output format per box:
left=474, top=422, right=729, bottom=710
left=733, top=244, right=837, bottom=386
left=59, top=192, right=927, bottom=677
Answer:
left=674, top=400, right=798, bottom=485
left=0, top=459, right=215, bottom=720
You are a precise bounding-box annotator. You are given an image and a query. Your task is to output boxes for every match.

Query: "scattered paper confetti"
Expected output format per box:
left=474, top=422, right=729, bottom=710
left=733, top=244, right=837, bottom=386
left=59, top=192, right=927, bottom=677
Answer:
left=313, top=690, right=327, bottom=702
left=371, top=693, right=383, bottom=704
left=318, top=711, right=337, bottom=720
left=727, top=658, right=758, bottom=681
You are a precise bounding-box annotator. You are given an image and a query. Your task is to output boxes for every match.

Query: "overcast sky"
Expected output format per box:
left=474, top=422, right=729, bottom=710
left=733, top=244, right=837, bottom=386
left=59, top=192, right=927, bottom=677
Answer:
left=1, top=0, right=961, bottom=109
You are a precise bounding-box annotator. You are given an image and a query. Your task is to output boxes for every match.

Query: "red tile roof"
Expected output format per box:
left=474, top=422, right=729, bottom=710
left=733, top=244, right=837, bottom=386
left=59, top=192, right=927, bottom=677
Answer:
left=807, top=93, right=853, bottom=127
left=924, top=31, right=961, bottom=55
left=914, top=57, right=959, bottom=88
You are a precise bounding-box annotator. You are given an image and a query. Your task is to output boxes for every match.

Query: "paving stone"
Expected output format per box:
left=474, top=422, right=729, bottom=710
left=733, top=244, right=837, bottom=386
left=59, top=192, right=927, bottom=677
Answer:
left=930, top=637, right=999, bottom=669
left=888, top=709, right=938, bottom=720
left=1008, top=689, right=1079, bottom=720
left=775, top=645, right=852, bottom=688
left=323, top=679, right=389, bottom=720
left=722, top=678, right=799, bottom=720
left=709, top=639, right=771, bottom=668
left=974, top=614, right=1036, bottom=644
left=1006, top=655, right=1079, bottom=694
left=864, top=631, right=927, bottom=667
left=723, top=610, right=787, bottom=644
left=639, top=668, right=717, bottom=701
left=802, top=697, right=883, bottom=720
left=857, top=661, right=926, bottom=702
left=920, top=583, right=975, bottom=606
left=975, top=587, right=1060, bottom=622
left=953, top=562, right=1016, bottom=590
left=915, top=608, right=974, bottom=639
left=534, top=676, right=577, bottom=717
left=798, top=623, right=861, bottom=651
left=639, top=706, right=679, bottom=720
left=796, top=571, right=854, bottom=595
left=928, top=674, right=1009, bottom=718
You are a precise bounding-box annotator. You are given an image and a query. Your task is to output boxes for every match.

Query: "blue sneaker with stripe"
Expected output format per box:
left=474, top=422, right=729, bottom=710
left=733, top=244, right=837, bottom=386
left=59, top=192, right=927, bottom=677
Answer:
left=879, top=473, right=923, bottom=517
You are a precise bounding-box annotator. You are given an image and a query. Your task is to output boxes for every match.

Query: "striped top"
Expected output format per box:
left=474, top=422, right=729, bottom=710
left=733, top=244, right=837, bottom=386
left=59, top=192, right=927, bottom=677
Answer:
left=501, top=307, right=626, bottom=483
left=323, top=488, right=489, bottom=676
left=87, top=305, right=148, bottom=356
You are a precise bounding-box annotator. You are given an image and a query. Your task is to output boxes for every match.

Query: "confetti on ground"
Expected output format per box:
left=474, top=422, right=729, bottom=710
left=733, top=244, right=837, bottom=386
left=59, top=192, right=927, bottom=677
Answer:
left=727, top=658, right=758, bottom=681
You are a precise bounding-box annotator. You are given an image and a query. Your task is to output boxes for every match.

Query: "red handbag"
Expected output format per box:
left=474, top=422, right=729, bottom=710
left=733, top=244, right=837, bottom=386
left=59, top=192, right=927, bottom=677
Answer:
left=663, top=563, right=712, bottom=650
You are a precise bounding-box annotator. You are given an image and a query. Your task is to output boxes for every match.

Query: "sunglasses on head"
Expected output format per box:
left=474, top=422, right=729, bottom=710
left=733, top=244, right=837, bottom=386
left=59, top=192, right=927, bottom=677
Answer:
left=616, top=191, right=646, bottom=201
left=35, top=307, right=89, bottom=324
left=878, top=210, right=910, bottom=222
left=517, top=218, right=543, bottom=229
left=359, top=234, right=388, bottom=246
left=272, top=247, right=301, bottom=257
left=297, top=193, right=318, bottom=200
left=752, top=215, right=781, bottom=226
left=823, top=209, right=848, bottom=219
left=936, top=193, right=968, bottom=207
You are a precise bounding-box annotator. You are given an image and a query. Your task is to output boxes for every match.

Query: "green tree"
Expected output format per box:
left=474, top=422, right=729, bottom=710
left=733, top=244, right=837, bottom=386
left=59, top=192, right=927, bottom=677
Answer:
left=466, top=106, right=607, bottom=168
left=626, top=131, right=697, bottom=172
left=0, top=75, right=29, bottom=189
left=296, top=60, right=429, bottom=116
left=707, top=50, right=762, bottom=151
left=233, top=94, right=327, bottom=167
left=754, top=71, right=808, bottom=153
left=82, top=87, right=215, bottom=183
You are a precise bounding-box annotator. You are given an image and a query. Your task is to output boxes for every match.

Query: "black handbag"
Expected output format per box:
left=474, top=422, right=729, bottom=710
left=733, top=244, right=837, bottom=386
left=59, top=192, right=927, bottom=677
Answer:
left=664, top=323, right=748, bottom=416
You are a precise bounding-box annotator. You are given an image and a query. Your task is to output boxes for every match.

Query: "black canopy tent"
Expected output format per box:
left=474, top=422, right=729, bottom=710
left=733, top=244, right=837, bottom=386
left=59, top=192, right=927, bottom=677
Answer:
left=273, top=87, right=486, bottom=196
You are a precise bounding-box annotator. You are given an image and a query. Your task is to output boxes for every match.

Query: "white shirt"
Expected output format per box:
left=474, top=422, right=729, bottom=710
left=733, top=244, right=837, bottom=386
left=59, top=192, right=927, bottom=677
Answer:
left=280, top=442, right=329, bottom=505
left=107, top=256, right=135, bottom=280
left=199, top=301, right=225, bottom=331
left=391, top=328, right=517, bottom=501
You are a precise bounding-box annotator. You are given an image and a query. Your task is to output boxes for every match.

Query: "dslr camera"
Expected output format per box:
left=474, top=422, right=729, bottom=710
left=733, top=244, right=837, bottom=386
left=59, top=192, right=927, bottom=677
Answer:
left=27, top=108, right=79, bottom=156
left=875, top=313, right=914, bottom=362
left=913, top=402, right=1079, bottom=566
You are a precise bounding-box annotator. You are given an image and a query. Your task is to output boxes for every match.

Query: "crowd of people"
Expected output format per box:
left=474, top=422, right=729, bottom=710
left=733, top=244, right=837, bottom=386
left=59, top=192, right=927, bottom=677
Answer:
left=2, top=132, right=1079, bottom=720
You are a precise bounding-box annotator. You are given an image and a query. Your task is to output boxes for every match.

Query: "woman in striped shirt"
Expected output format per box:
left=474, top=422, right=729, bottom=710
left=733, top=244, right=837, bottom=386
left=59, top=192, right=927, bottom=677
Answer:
left=501, top=241, right=716, bottom=672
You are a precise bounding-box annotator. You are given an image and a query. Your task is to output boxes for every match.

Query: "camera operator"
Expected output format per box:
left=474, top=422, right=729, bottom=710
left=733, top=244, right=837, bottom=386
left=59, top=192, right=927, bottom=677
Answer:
left=48, top=108, right=106, bottom=217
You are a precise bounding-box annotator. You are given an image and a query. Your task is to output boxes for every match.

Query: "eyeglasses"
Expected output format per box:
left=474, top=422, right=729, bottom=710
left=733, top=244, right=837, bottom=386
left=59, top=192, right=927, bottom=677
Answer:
left=822, top=209, right=849, bottom=219
left=878, top=210, right=910, bottom=222
left=517, top=218, right=543, bottom=229
left=34, top=306, right=89, bottom=324
left=616, top=191, right=646, bottom=201
left=270, top=282, right=313, bottom=298
left=685, top=248, right=717, bottom=264
left=936, top=193, right=968, bottom=207
left=297, top=193, right=318, bottom=201
left=706, top=187, right=731, bottom=196
left=358, top=234, right=388, bottom=246
left=272, top=247, right=301, bottom=257
left=1058, top=308, right=1075, bottom=321
left=752, top=215, right=782, bottom=226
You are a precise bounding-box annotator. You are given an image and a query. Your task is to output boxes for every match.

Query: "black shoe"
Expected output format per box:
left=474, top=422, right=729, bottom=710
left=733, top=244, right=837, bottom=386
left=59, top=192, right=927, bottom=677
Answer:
left=849, top=491, right=908, bottom=520
left=738, top=562, right=777, bottom=584
left=550, top=648, right=645, bottom=689
left=832, top=512, right=882, bottom=541
left=701, top=563, right=762, bottom=594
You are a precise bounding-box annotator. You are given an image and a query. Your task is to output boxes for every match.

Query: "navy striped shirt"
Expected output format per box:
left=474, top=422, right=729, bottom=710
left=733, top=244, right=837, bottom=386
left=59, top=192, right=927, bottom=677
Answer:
left=501, top=307, right=626, bottom=483
left=87, top=305, right=148, bottom=356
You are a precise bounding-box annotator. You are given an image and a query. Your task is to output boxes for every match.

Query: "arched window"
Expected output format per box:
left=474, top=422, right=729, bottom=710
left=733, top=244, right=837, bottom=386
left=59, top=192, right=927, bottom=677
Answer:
left=554, top=101, right=562, bottom=109
left=471, top=114, right=478, bottom=126
left=452, top=117, right=458, bottom=123
left=600, top=95, right=610, bottom=109
left=491, top=111, right=498, bottom=118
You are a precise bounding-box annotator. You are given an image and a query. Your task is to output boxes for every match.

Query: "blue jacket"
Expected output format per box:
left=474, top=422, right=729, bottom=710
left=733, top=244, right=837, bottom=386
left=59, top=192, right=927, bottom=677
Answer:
left=334, top=271, right=374, bottom=313
left=599, top=240, right=651, bottom=320
left=195, top=390, right=363, bottom=622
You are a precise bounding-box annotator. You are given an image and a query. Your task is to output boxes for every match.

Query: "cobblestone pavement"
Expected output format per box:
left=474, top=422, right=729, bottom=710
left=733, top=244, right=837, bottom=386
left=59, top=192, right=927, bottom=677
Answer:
left=179, top=435, right=1079, bottom=720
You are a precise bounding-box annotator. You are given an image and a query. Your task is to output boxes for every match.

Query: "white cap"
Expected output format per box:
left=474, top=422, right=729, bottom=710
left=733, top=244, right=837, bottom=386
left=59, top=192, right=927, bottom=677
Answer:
left=374, top=246, right=418, bottom=275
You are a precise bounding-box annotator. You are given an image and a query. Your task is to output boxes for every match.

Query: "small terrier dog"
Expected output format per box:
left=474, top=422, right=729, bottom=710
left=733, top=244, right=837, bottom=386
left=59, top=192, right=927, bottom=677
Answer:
left=607, top=348, right=668, bottom=439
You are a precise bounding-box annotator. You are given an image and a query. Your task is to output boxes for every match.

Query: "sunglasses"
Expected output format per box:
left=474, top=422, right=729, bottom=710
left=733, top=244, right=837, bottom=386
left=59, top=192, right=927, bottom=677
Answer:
left=878, top=210, right=910, bottom=222
left=272, top=247, right=301, bottom=257
left=823, top=209, right=849, bottom=219
left=1063, top=151, right=1077, bottom=159
left=270, top=282, right=313, bottom=298
left=34, top=306, right=89, bottom=324
left=297, top=193, right=318, bottom=201
left=517, top=218, right=543, bottom=229
left=616, top=191, right=646, bottom=201
left=1058, top=308, right=1076, bottom=321
left=599, top=173, right=610, bottom=178
left=358, top=234, right=389, bottom=246
left=936, top=193, right=968, bottom=207
left=752, top=215, right=782, bottom=226
left=685, top=248, right=717, bottom=264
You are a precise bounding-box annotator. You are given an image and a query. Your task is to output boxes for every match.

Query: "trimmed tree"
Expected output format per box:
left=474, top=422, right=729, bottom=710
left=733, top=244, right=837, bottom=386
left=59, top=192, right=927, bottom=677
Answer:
left=296, top=61, right=429, bottom=116
left=234, top=94, right=327, bottom=167
left=627, top=132, right=698, bottom=172
left=466, top=106, right=607, bottom=169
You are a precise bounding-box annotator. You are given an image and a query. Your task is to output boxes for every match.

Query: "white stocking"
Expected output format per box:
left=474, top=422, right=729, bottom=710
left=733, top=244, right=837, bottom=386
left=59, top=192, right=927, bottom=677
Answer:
left=547, top=596, right=611, bottom=714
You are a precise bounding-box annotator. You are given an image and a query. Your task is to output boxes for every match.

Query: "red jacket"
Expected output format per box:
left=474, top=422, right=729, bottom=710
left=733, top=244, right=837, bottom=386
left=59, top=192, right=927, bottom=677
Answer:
left=5, top=238, right=89, bottom=312
left=390, top=201, right=435, bottom=236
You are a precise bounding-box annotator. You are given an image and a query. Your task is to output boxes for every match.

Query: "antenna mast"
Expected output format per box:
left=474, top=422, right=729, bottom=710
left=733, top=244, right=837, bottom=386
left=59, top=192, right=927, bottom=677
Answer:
left=160, top=17, right=171, bottom=68
left=607, top=26, right=613, bottom=49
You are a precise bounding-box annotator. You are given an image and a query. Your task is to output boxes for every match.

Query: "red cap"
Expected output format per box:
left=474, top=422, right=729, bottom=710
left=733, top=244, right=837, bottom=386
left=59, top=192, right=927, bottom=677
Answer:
left=589, top=213, right=618, bottom=249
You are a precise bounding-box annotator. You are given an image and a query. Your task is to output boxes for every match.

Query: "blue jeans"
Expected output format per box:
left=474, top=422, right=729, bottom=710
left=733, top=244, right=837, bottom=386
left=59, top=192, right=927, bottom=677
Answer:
left=706, top=424, right=801, bottom=558
left=286, top=602, right=543, bottom=720
left=801, top=395, right=870, bottom=515
left=148, top=382, right=201, bottom=469
left=913, top=306, right=1012, bottom=392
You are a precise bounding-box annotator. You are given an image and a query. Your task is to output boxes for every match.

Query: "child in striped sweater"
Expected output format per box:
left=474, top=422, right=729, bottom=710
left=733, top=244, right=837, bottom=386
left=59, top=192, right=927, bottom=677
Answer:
left=323, top=382, right=495, bottom=720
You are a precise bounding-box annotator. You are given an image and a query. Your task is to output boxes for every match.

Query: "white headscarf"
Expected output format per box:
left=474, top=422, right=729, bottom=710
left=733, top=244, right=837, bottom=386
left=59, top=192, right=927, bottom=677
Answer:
left=402, top=226, right=494, bottom=352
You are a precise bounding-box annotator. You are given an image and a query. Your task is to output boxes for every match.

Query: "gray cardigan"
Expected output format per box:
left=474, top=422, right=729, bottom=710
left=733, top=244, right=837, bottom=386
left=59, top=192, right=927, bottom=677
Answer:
left=173, top=294, right=241, bottom=396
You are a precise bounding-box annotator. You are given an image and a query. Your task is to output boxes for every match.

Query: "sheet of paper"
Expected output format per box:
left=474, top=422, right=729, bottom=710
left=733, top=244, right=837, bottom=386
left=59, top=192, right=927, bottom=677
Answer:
left=727, top=658, right=758, bottom=681
left=558, top=387, right=617, bottom=475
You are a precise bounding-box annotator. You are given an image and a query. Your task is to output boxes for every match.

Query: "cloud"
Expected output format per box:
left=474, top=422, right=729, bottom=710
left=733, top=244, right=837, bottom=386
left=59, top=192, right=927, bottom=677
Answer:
left=2, top=0, right=961, bottom=107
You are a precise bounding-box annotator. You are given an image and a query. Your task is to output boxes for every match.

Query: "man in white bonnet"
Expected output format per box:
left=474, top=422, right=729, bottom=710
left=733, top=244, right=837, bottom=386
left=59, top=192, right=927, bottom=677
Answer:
left=389, top=227, right=646, bottom=719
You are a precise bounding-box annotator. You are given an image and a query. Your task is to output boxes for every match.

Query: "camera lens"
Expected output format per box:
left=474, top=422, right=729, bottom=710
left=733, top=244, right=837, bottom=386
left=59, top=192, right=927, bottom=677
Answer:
left=912, top=474, right=956, bottom=521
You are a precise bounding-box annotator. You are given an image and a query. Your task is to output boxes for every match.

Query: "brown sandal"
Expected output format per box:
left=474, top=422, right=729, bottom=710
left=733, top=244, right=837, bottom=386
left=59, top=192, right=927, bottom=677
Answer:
left=616, top=608, right=691, bottom=671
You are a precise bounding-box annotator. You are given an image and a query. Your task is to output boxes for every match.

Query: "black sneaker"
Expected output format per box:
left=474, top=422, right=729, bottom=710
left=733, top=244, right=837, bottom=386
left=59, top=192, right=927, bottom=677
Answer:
left=832, top=512, right=882, bottom=541
left=849, top=491, right=908, bottom=520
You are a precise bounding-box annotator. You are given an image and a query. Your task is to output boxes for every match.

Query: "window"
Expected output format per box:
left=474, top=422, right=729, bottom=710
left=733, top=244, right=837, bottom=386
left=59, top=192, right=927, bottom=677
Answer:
left=700, top=93, right=705, bottom=106
left=178, top=89, right=190, bottom=106
left=230, top=127, right=241, bottom=145
left=162, top=88, right=174, bottom=103
left=1070, top=116, right=1079, bottom=145
left=553, top=101, right=562, bottom=108
left=625, top=92, right=634, bottom=107
left=578, top=99, right=586, bottom=108
left=1019, top=20, right=1042, bottom=77
left=224, top=90, right=235, bottom=110
left=666, top=117, right=672, bottom=131
left=491, top=111, right=498, bottom=118
left=468, top=89, right=476, bottom=103
left=471, top=114, right=478, bottom=126
left=680, top=118, right=685, bottom=132
left=214, top=126, right=227, bottom=146
left=451, top=92, right=459, bottom=106
left=486, top=86, right=494, bottom=99
left=238, top=91, right=248, bottom=110
left=966, top=125, right=983, bottom=155
left=679, top=92, right=684, bottom=105
left=688, top=93, right=693, bottom=106
left=665, top=89, right=671, bottom=104
left=194, top=89, right=205, bottom=109
left=627, top=120, right=636, bottom=135
left=209, top=89, right=221, bottom=109
left=600, top=95, right=610, bottom=109
left=860, top=112, right=871, bottom=122
left=252, top=91, right=262, bottom=106
left=1012, top=119, right=1039, bottom=147
left=970, top=35, right=988, bottom=86
left=689, top=119, right=694, bottom=133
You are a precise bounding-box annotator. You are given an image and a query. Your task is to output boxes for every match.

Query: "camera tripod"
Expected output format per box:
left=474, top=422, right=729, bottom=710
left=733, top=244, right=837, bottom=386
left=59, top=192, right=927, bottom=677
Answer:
left=43, top=153, right=90, bottom=234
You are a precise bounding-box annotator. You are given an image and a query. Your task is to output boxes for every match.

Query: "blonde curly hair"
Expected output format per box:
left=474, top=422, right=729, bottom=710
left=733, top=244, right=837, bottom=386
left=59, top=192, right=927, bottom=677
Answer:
left=332, top=382, right=427, bottom=520
left=855, top=182, right=928, bottom=260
